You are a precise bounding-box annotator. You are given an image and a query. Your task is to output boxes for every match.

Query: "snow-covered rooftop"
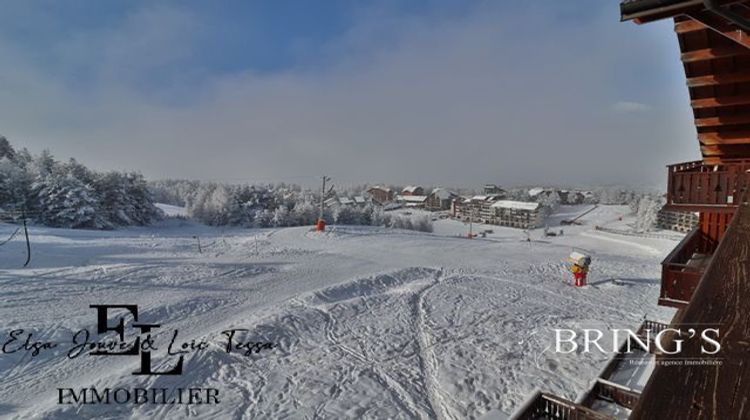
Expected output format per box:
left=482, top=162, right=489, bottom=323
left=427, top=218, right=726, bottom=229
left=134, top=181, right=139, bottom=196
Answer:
left=430, top=188, right=455, bottom=199
left=368, top=186, right=392, bottom=192
left=491, top=200, right=540, bottom=211
left=396, top=195, right=428, bottom=203
left=402, top=185, right=422, bottom=193
left=528, top=187, right=546, bottom=197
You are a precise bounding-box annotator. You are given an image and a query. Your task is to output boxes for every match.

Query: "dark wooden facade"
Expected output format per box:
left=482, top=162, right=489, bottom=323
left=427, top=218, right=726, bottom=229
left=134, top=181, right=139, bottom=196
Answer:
left=366, top=186, right=394, bottom=205
left=625, top=0, right=750, bottom=309
left=659, top=226, right=714, bottom=306
left=620, top=1, right=750, bottom=419
left=631, top=198, right=750, bottom=419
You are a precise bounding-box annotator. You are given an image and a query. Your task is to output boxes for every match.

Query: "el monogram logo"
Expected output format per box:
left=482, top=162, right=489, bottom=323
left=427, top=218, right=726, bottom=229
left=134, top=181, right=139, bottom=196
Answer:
left=89, top=304, right=184, bottom=375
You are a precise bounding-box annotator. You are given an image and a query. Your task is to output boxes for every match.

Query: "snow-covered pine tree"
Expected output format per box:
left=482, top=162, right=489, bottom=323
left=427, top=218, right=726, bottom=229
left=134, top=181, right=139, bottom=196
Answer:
left=186, top=183, right=231, bottom=225
left=291, top=201, right=317, bottom=226
left=360, top=204, right=375, bottom=226
left=272, top=206, right=290, bottom=227
left=124, top=172, right=162, bottom=225
left=0, top=136, right=16, bottom=162
left=537, top=190, right=561, bottom=217
left=253, top=208, right=274, bottom=228
left=226, top=186, right=254, bottom=227
left=634, top=196, right=662, bottom=233
left=371, top=207, right=386, bottom=227
left=334, top=206, right=360, bottom=225
left=93, top=172, right=160, bottom=226
left=33, top=173, right=106, bottom=229
left=64, top=158, right=96, bottom=185
left=95, top=172, right=134, bottom=226
left=0, top=158, right=30, bottom=212
left=33, top=149, right=58, bottom=178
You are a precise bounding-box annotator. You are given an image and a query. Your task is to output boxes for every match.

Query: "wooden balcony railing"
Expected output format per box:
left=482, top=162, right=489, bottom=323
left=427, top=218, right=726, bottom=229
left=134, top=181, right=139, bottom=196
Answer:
left=630, top=188, right=750, bottom=418
left=580, top=379, right=640, bottom=411
left=635, top=319, right=669, bottom=338
left=511, top=392, right=613, bottom=420
left=513, top=319, right=670, bottom=420
left=666, top=159, right=750, bottom=210
left=659, top=227, right=717, bottom=308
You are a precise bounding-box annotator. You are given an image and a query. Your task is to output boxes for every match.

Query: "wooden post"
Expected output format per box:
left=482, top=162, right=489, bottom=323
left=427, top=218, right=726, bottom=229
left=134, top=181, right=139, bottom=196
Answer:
left=22, top=210, right=31, bottom=267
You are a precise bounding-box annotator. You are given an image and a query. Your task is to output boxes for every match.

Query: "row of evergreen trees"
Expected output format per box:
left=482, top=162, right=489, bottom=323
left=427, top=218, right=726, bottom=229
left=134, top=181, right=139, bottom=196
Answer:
left=149, top=179, right=433, bottom=232
left=0, top=137, right=161, bottom=229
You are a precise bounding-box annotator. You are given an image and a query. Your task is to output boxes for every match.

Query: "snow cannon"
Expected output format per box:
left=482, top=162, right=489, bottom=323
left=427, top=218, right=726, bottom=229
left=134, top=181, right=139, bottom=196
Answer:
left=316, top=219, right=326, bottom=232
left=568, top=251, right=591, bottom=287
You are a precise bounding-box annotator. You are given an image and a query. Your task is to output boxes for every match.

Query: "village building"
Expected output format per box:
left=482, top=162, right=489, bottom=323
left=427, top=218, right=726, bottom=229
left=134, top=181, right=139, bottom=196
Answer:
left=556, top=189, right=587, bottom=205
left=324, top=195, right=369, bottom=209
left=489, top=200, right=542, bottom=229
left=453, top=195, right=543, bottom=229
left=425, top=188, right=457, bottom=211
left=323, top=196, right=340, bottom=209
left=395, top=194, right=428, bottom=208
left=453, top=194, right=503, bottom=222
left=338, top=197, right=355, bottom=207
left=401, top=185, right=424, bottom=196
left=656, top=207, right=698, bottom=233
left=366, top=186, right=394, bottom=205
left=528, top=187, right=554, bottom=200
left=483, top=184, right=506, bottom=196
left=561, top=189, right=592, bottom=204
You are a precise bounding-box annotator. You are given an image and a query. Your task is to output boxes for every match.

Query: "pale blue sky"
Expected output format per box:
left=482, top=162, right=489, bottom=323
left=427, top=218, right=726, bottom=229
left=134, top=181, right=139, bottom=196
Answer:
left=0, top=1, right=698, bottom=187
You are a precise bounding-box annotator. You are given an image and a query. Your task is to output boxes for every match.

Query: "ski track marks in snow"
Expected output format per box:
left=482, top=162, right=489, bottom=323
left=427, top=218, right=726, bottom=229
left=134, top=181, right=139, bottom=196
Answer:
left=0, top=219, right=676, bottom=419
left=290, top=267, right=447, bottom=419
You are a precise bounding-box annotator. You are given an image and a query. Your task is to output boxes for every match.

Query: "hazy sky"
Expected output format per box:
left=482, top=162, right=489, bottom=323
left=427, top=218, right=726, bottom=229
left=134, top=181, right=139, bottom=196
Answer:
left=0, top=0, right=699, bottom=188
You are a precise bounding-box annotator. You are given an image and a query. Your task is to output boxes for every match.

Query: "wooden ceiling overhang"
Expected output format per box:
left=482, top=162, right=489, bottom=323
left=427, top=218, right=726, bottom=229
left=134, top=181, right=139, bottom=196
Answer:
left=622, top=0, right=750, bottom=163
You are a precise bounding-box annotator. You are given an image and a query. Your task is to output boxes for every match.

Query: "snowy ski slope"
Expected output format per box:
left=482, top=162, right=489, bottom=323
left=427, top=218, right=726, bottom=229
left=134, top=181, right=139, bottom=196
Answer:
left=0, top=205, right=676, bottom=419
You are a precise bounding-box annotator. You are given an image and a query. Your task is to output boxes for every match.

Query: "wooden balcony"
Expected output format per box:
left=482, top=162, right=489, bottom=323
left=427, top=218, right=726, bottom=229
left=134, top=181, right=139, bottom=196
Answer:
left=635, top=320, right=669, bottom=339
left=580, top=379, right=640, bottom=415
left=666, top=159, right=750, bottom=211
left=513, top=320, right=669, bottom=419
left=630, top=191, right=750, bottom=418
left=659, top=227, right=717, bottom=308
left=511, top=391, right=613, bottom=420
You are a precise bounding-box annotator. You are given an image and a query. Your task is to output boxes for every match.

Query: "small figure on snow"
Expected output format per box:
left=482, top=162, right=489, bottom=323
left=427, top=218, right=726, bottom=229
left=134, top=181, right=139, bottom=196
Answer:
left=569, top=252, right=591, bottom=287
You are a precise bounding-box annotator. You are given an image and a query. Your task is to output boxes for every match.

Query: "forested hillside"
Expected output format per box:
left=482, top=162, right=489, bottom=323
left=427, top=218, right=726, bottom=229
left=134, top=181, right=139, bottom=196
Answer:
left=0, top=137, right=161, bottom=229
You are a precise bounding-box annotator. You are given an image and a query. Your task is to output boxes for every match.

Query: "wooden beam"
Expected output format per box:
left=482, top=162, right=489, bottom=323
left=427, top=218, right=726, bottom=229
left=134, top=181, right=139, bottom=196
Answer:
left=674, top=18, right=707, bottom=34
left=681, top=46, right=750, bottom=62
left=686, top=11, right=750, bottom=49
left=700, top=144, right=750, bottom=159
left=704, top=156, right=725, bottom=164
left=692, top=94, right=750, bottom=108
left=699, top=131, right=750, bottom=145
left=687, top=72, right=750, bottom=87
left=701, top=144, right=725, bottom=156
left=695, top=113, right=750, bottom=127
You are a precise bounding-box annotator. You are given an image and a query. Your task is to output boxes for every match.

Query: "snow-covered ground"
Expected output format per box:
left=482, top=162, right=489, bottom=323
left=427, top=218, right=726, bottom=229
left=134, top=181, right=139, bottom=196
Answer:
left=155, top=203, right=188, bottom=218
left=0, top=205, right=676, bottom=419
